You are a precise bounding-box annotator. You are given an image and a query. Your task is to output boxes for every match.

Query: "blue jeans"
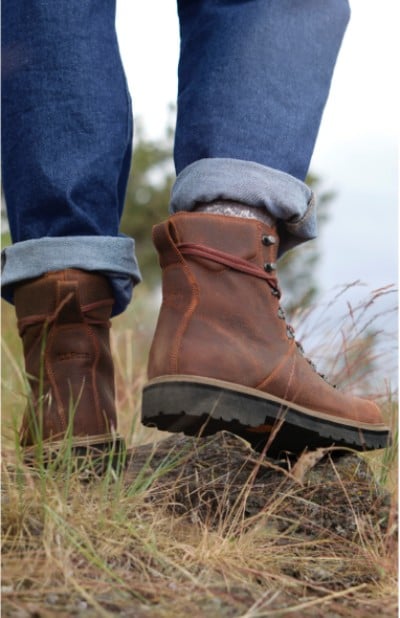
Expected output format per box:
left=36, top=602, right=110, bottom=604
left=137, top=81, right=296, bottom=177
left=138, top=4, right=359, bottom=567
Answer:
left=1, top=0, right=350, bottom=316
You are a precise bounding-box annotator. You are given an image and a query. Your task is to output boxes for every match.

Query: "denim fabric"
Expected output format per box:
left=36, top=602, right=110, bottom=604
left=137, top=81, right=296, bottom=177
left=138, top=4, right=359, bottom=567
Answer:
left=175, top=0, right=350, bottom=180
left=1, top=0, right=350, bottom=314
left=1, top=236, right=139, bottom=317
left=2, top=1, right=133, bottom=242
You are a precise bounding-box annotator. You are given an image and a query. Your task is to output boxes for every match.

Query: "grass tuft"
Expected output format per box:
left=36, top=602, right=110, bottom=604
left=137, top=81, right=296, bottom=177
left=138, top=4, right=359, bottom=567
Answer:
left=1, top=284, right=398, bottom=617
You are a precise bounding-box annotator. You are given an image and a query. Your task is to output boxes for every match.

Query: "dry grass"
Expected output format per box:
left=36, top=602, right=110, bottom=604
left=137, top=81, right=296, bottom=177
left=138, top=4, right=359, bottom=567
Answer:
left=1, top=283, right=398, bottom=617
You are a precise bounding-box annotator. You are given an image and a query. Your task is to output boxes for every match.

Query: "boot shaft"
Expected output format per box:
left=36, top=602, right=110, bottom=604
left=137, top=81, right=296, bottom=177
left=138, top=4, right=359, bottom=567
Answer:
left=148, top=213, right=289, bottom=387
left=15, top=269, right=117, bottom=445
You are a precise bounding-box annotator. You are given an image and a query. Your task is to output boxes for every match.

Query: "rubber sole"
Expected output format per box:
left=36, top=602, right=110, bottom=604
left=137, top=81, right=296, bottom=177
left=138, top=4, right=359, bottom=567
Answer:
left=142, top=375, right=390, bottom=457
left=22, top=434, right=126, bottom=475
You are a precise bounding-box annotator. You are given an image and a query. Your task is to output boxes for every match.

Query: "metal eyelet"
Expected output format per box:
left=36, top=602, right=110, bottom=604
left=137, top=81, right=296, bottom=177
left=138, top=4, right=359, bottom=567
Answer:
left=286, top=326, right=295, bottom=339
left=262, top=234, right=276, bottom=246
left=264, top=262, right=276, bottom=273
left=277, top=307, right=286, bottom=319
left=271, top=289, right=280, bottom=297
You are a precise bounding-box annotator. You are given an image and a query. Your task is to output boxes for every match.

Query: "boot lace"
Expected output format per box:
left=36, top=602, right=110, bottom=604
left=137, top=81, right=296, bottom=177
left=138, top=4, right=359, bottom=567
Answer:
left=17, top=294, right=113, bottom=337
left=178, top=240, right=333, bottom=385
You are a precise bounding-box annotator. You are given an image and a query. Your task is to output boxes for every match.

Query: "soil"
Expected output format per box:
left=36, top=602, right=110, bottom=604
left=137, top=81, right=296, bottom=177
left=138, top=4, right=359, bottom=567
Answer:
left=124, top=431, right=392, bottom=548
left=2, top=432, right=396, bottom=618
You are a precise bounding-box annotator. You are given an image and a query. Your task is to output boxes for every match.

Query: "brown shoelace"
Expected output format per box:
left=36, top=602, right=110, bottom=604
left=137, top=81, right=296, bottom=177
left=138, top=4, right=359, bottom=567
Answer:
left=178, top=242, right=281, bottom=296
left=17, top=295, right=113, bottom=337
left=178, top=241, right=333, bottom=385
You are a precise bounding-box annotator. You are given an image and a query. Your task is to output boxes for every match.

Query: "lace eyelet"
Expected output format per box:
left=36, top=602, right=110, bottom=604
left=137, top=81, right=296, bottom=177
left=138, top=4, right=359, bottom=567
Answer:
left=264, top=262, right=276, bottom=273
left=286, top=327, right=295, bottom=339
left=262, top=234, right=276, bottom=246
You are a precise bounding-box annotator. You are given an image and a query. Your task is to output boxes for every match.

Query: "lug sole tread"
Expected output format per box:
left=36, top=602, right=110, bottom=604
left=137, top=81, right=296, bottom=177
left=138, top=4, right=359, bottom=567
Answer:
left=142, top=378, right=390, bottom=456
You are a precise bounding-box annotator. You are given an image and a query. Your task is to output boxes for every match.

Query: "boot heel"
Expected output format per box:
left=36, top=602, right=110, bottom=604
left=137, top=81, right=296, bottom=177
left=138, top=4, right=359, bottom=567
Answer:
left=15, top=270, right=121, bottom=463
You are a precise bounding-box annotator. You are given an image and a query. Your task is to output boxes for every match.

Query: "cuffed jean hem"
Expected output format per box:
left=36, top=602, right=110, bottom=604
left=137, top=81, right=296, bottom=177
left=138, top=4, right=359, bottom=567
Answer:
left=170, top=158, right=317, bottom=257
left=1, top=236, right=141, bottom=316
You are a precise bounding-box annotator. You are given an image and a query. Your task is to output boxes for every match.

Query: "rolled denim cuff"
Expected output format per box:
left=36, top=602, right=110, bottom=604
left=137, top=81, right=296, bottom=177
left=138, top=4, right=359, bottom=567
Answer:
left=1, top=235, right=141, bottom=316
left=170, top=158, right=317, bottom=256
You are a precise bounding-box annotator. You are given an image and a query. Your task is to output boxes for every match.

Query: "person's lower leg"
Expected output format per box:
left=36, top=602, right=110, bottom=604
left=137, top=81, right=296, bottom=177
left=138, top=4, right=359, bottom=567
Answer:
left=172, top=0, right=350, bottom=251
left=2, top=1, right=138, bottom=452
left=1, top=0, right=139, bottom=315
left=2, top=0, right=132, bottom=243
left=175, top=0, right=350, bottom=178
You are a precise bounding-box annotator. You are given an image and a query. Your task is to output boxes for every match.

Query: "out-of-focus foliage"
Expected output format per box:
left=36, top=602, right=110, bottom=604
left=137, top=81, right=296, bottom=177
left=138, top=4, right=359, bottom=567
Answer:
left=120, top=112, right=175, bottom=287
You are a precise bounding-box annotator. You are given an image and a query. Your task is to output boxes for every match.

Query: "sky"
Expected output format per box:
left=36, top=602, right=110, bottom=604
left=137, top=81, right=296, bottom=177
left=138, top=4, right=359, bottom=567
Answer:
left=115, top=0, right=399, bottom=374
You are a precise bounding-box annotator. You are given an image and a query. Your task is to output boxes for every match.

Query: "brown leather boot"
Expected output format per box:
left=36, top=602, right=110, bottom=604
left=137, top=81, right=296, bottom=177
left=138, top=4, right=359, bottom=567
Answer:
left=14, top=269, right=124, bottom=462
left=142, top=212, right=390, bottom=456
